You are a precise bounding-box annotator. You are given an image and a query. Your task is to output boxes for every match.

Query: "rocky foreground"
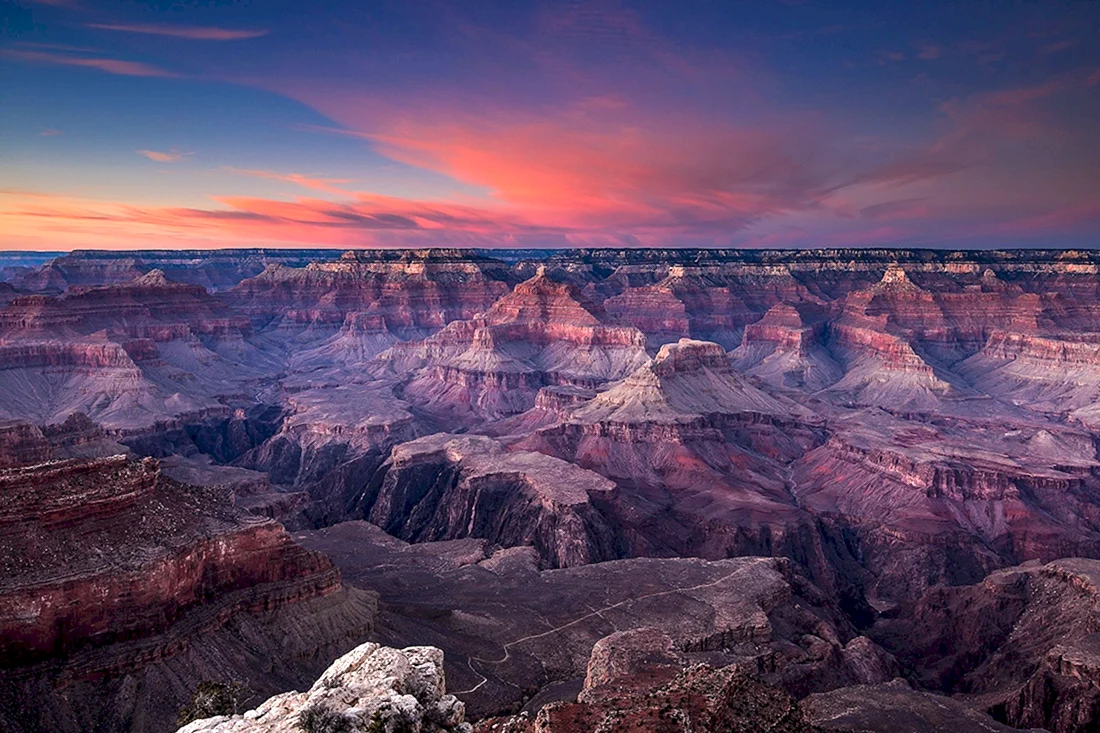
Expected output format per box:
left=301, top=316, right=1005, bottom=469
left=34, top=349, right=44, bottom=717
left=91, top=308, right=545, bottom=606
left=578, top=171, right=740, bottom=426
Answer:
left=176, top=635, right=1032, bottom=733
left=177, top=643, right=469, bottom=733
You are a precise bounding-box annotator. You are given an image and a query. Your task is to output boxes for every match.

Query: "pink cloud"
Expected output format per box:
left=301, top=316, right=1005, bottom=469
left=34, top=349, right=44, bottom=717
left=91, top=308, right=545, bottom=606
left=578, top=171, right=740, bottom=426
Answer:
left=136, top=149, right=190, bottom=163
left=915, top=43, right=941, bottom=60
left=87, top=23, right=269, bottom=41
left=971, top=199, right=1100, bottom=238
left=2, top=49, right=176, bottom=77
left=0, top=189, right=538, bottom=250
left=1039, top=40, right=1075, bottom=56
left=224, top=168, right=355, bottom=195
left=295, top=93, right=836, bottom=235
left=859, top=198, right=933, bottom=221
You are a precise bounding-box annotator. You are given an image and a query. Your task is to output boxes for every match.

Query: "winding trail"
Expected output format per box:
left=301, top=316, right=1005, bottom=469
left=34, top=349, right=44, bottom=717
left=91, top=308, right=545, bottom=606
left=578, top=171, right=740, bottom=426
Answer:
left=451, top=564, right=751, bottom=696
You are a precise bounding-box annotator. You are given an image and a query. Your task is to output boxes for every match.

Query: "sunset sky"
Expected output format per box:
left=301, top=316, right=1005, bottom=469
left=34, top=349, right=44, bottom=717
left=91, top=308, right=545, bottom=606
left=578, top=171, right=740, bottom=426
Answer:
left=1, top=0, right=1099, bottom=250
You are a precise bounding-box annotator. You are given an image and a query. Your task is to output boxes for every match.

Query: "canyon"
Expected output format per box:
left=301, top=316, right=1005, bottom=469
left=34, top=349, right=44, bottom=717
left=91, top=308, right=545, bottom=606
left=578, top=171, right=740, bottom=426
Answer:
left=3, top=247, right=1100, bottom=731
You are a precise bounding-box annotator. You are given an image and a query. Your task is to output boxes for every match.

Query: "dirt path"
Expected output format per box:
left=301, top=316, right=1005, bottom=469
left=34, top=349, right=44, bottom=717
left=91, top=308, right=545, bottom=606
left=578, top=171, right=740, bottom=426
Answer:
left=452, top=565, right=748, bottom=696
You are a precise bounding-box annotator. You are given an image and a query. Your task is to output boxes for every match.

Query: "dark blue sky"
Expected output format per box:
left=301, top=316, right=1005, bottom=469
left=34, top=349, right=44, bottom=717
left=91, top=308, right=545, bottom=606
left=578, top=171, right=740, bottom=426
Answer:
left=2, top=0, right=1098, bottom=249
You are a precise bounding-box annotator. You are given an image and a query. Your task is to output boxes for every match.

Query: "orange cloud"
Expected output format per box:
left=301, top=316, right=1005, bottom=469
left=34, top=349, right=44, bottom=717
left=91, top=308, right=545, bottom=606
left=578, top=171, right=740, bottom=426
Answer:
left=0, top=189, right=541, bottom=250
left=87, top=23, right=269, bottom=41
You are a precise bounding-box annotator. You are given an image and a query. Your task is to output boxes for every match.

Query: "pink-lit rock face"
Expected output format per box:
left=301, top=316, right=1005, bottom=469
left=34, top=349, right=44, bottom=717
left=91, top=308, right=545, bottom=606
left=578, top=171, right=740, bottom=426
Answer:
left=8, top=247, right=1100, bottom=732
left=373, top=270, right=649, bottom=423
left=226, top=249, right=512, bottom=337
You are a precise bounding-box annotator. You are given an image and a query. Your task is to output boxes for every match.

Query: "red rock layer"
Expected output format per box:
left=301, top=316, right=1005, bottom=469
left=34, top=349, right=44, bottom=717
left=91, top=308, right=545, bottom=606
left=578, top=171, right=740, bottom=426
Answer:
left=10, top=249, right=346, bottom=293
left=0, top=341, right=141, bottom=370
left=0, top=421, right=51, bottom=469
left=0, top=456, right=341, bottom=668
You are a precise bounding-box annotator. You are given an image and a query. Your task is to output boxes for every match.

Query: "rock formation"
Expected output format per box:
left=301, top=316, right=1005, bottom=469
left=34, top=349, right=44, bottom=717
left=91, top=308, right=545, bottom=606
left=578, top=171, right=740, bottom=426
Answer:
left=227, top=249, right=512, bottom=341
left=804, top=679, right=1040, bottom=733
left=11, top=249, right=345, bottom=293
left=475, top=662, right=820, bottom=733
left=177, top=642, right=469, bottom=733
left=376, top=270, right=648, bottom=423
left=361, top=434, right=619, bottom=568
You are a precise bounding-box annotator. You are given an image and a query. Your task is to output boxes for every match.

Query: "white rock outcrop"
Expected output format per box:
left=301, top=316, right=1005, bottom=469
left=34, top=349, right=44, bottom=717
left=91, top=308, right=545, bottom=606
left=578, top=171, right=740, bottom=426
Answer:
left=177, top=643, right=470, bottom=733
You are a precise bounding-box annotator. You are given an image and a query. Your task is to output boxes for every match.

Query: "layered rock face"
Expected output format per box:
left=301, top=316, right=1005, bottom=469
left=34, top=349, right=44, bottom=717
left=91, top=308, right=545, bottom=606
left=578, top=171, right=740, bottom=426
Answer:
left=377, top=270, right=649, bottom=423
left=226, top=249, right=512, bottom=340
left=731, top=303, right=842, bottom=391
left=0, top=270, right=277, bottom=429
left=0, top=455, right=375, bottom=733
left=872, top=558, right=1100, bottom=733
left=516, top=339, right=831, bottom=587
left=11, top=249, right=345, bottom=293
left=0, top=419, right=52, bottom=467
left=790, top=410, right=1100, bottom=606
left=361, top=434, right=619, bottom=568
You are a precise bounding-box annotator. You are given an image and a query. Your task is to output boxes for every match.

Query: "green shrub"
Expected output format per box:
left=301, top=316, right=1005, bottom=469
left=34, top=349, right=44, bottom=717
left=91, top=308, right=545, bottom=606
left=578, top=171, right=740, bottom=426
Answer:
left=177, top=680, right=246, bottom=726
left=297, top=703, right=356, bottom=733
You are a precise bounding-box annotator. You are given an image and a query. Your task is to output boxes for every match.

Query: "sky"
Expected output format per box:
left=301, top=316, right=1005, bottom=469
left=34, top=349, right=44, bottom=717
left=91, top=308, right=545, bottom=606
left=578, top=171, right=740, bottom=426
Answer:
left=1, top=0, right=1099, bottom=251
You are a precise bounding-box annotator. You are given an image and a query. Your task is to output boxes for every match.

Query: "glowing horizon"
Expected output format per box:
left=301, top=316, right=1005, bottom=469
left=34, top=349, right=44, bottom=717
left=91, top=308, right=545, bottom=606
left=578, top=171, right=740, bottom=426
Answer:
left=2, top=0, right=1099, bottom=250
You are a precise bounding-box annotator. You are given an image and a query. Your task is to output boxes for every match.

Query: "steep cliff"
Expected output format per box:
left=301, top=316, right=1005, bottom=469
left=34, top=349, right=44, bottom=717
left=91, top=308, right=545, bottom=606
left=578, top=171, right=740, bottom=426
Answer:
left=872, top=558, right=1100, bottom=733
left=0, top=455, right=376, bottom=733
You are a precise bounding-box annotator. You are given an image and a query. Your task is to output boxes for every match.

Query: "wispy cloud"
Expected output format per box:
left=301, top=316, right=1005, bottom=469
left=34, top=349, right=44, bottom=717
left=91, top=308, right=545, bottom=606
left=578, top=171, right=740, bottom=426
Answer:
left=136, top=149, right=191, bottom=163
left=2, top=49, right=176, bottom=77
left=915, top=43, right=941, bottom=60
left=25, top=0, right=83, bottom=8
left=1039, top=39, right=1075, bottom=56
left=0, top=189, right=540, bottom=249
left=38, top=128, right=62, bottom=137
left=87, top=23, right=269, bottom=41
left=15, top=42, right=99, bottom=53
left=223, top=168, right=354, bottom=195
left=877, top=50, right=907, bottom=64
